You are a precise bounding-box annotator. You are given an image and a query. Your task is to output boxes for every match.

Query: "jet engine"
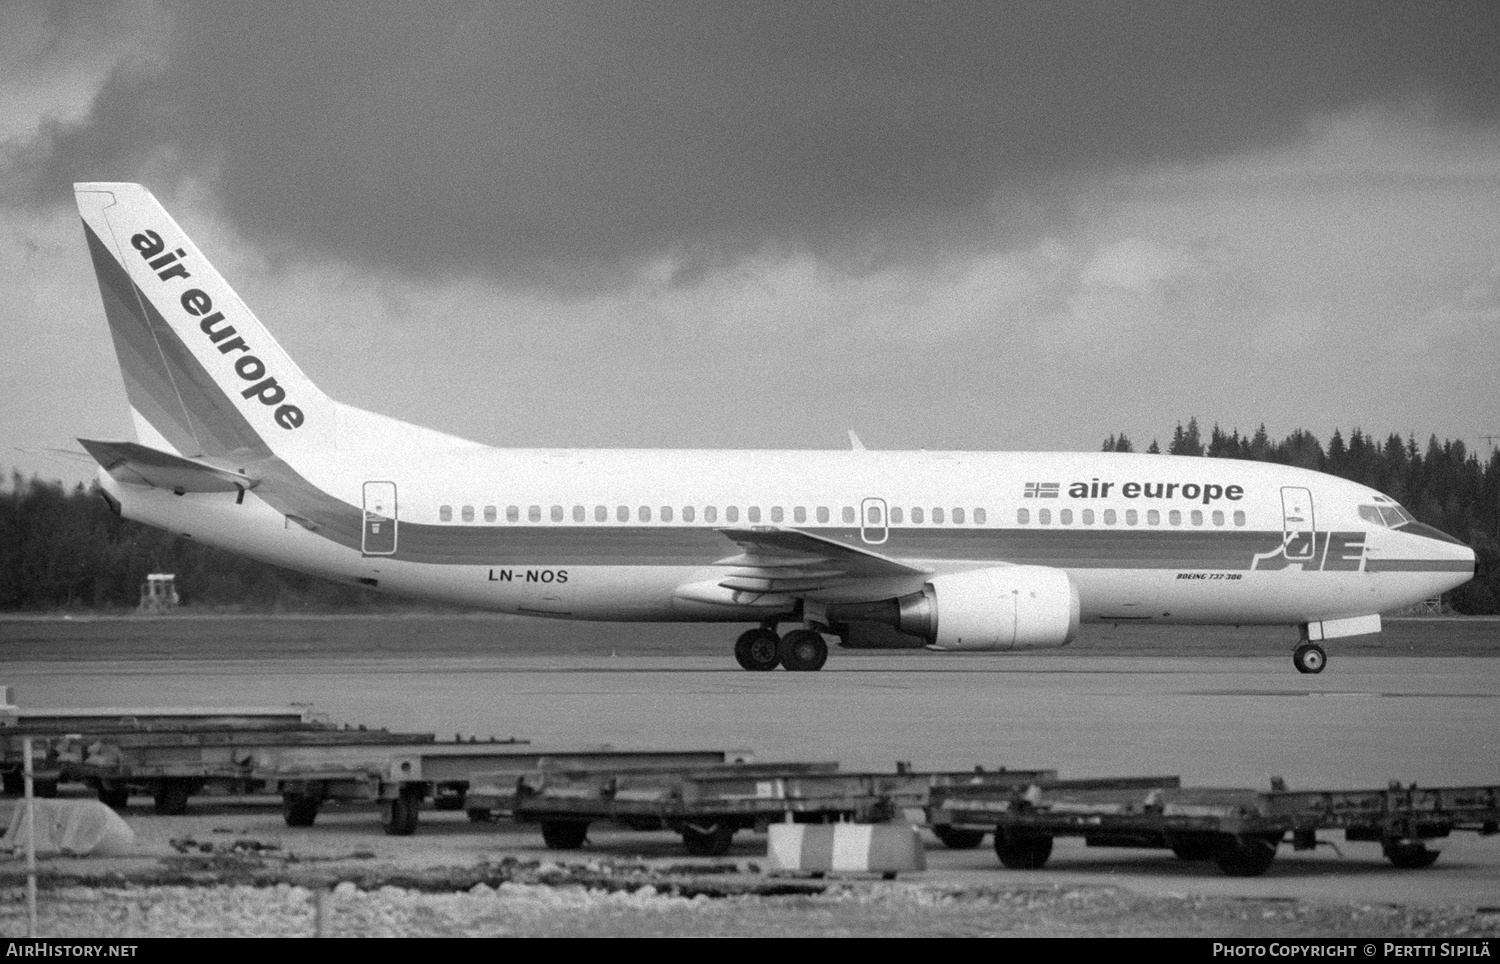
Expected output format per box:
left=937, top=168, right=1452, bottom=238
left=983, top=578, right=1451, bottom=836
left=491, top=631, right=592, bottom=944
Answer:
left=893, top=566, right=1080, bottom=651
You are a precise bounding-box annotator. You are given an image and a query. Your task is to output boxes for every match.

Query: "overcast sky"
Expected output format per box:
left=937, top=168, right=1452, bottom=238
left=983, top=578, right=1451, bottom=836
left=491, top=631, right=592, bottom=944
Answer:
left=4, top=0, right=1499, bottom=487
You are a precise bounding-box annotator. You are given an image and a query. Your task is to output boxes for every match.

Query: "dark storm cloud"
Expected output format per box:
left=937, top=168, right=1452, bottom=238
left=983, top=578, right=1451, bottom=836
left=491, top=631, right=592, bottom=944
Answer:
left=22, top=0, right=1500, bottom=283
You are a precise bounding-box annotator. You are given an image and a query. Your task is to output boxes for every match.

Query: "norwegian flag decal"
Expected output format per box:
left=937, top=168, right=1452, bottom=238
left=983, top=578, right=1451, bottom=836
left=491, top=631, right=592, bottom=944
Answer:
left=1024, top=482, right=1060, bottom=498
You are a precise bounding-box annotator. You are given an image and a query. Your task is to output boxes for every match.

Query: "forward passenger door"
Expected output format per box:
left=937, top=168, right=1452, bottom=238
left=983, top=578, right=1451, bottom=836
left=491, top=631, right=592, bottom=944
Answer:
left=1280, top=486, right=1315, bottom=561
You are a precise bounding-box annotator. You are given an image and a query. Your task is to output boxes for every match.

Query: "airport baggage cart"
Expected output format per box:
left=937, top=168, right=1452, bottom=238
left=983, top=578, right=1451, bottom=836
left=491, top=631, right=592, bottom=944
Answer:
left=492, top=764, right=1061, bottom=856
left=927, top=778, right=1500, bottom=877
left=0, top=695, right=350, bottom=802
left=265, top=747, right=748, bottom=835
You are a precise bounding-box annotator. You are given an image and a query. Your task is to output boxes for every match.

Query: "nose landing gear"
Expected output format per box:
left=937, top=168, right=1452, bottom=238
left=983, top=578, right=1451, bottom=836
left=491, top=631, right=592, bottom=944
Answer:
left=1293, top=642, right=1327, bottom=674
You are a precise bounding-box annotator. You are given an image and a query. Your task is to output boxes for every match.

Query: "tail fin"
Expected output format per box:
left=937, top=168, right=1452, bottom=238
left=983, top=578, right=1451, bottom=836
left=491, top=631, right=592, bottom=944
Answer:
left=75, top=183, right=334, bottom=467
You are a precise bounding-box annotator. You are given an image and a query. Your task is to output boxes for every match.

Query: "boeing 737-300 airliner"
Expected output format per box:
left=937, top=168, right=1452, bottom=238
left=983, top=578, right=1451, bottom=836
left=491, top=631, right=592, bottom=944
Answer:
left=72, top=183, right=1476, bottom=673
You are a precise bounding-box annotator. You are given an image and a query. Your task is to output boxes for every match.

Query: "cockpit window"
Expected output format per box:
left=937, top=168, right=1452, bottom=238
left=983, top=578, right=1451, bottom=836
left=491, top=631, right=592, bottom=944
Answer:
left=1358, top=501, right=1414, bottom=528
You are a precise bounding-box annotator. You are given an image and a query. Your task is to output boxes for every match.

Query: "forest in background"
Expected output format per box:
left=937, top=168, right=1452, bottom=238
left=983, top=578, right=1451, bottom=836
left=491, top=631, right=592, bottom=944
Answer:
left=3, top=419, right=1497, bottom=614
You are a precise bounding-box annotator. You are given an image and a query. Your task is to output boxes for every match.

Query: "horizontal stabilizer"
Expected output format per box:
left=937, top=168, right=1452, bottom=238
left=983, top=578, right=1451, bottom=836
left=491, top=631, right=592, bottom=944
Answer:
left=78, top=439, right=258, bottom=493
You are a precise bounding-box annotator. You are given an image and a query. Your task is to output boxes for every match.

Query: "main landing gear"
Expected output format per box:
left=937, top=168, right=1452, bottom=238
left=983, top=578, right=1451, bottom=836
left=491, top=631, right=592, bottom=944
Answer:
left=734, top=627, right=829, bottom=672
left=1293, top=642, right=1327, bottom=675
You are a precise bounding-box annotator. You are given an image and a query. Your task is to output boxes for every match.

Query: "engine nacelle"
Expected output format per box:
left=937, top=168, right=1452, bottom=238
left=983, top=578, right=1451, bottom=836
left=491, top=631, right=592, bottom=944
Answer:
left=896, top=566, right=1080, bottom=651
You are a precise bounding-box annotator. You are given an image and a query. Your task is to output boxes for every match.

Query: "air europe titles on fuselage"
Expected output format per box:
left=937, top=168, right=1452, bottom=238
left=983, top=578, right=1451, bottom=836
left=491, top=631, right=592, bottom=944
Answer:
left=1066, top=479, right=1245, bottom=505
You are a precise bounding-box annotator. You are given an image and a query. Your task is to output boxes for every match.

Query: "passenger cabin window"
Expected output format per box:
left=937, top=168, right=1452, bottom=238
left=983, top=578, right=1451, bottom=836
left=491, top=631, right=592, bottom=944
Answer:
left=932, top=507, right=945, bottom=524
left=1212, top=510, right=1224, bottom=526
left=573, top=506, right=585, bottom=522
left=529, top=505, right=542, bottom=522
left=507, top=505, right=519, bottom=522
left=890, top=507, right=903, bottom=524
left=728, top=506, right=741, bottom=523
left=638, top=506, right=650, bottom=522
left=662, top=506, right=673, bottom=522
left=705, top=506, right=718, bottom=522
left=616, top=505, right=629, bottom=522
left=744, top=507, right=756, bottom=523
left=1234, top=510, right=1247, bottom=526
left=1038, top=508, right=1051, bottom=525
left=1126, top=509, right=1138, bottom=525
left=953, top=508, right=965, bottom=524
left=1059, top=509, right=1072, bottom=525
left=461, top=505, right=474, bottom=522
left=867, top=505, right=882, bottom=524
left=816, top=507, right=829, bottom=523
left=1191, top=510, right=1203, bottom=526
left=843, top=506, right=856, bottom=524
left=439, top=505, right=453, bottom=522
left=911, top=507, right=924, bottom=524
left=683, top=506, right=696, bottom=522
left=484, top=505, right=496, bottom=523
left=974, top=508, right=987, bottom=524
left=1148, top=509, right=1161, bottom=525
left=1082, top=509, right=1095, bottom=525
left=1017, top=507, right=1029, bottom=524
left=551, top=505, right=564, bottom=522
left=595, top=505, right=607, bottom=522
left=794, top=507, right=806, bottom=523
left=1104, top=509, right=1117, bottom=524
left=1169, top=510, right=1181, bottom=526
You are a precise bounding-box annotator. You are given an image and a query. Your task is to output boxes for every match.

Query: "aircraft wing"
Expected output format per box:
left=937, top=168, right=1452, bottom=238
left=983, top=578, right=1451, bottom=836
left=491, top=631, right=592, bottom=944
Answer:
left=713, top=526, right=931, bottom=594
left=78, top=439, right=258, bottom=493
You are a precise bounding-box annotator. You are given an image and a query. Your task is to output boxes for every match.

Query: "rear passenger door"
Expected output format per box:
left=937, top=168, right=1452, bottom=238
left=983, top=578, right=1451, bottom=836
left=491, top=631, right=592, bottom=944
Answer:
left=363, top=481, right=398, bottom=555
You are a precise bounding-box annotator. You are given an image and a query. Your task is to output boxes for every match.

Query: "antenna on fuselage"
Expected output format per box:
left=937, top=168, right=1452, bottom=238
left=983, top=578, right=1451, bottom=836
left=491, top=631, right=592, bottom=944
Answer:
left=848, top=430, right=866, bottom=452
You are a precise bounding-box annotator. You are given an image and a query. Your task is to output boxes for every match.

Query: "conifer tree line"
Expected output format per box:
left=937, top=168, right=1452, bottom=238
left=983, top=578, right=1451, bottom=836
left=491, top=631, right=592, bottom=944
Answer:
left=1101, top=419, right=1499, bottom=613
left=3, top=418, right=1498, bottom=613
left=0, top=469, right=388, bottom=612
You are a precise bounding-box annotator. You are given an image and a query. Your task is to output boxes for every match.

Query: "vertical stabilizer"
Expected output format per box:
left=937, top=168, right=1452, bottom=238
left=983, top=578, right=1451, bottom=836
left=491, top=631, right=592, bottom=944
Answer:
left=75, top=183, right=334, bottom=467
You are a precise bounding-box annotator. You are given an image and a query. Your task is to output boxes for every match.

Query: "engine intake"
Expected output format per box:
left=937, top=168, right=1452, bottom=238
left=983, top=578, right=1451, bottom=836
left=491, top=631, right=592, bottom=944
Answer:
left=895, top=566, right=1080, bottom=651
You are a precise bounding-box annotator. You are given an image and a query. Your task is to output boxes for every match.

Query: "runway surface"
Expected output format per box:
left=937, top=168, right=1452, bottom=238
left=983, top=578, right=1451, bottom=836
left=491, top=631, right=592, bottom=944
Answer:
left=3, top=616, right=1498, bottom=912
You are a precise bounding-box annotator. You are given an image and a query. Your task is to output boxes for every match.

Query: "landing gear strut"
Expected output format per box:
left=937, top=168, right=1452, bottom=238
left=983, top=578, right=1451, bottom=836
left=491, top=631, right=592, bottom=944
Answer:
left=1293, top=642, right=1327, bottom=675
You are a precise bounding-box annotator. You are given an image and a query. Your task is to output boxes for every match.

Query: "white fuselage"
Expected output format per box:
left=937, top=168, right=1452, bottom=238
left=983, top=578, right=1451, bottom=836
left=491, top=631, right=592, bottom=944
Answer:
left=100, top=403, right=1475, bottom=630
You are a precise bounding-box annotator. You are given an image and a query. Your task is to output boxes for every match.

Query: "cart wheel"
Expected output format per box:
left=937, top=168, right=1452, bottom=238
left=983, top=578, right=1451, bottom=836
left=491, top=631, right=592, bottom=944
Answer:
left=1383, top=840, right=1441, bottom=869
left=95, top=780, right=131, bottom=810
left=540, top=820, right=589, bottom=850
left=993, top=828, right=1053, bottom=869
left=382, top=787, right=422, bottom=836
left=931, top=825, right=986, bottom=850
left=153, top=779, right=191, bottom=815
left=1167, top=834, right=1215, bottom=861
left=681, top=822, right=736, bottom=857
left=283, top=795, right=321, bottom=827
left=1212, top=835, right=1278, bottom=877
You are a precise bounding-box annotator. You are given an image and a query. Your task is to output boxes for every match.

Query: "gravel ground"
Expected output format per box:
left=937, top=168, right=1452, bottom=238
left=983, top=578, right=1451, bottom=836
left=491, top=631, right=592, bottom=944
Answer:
left=6, top=877, right=1500, bottom=939
left=5, top=850, right=1500, bottom=938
